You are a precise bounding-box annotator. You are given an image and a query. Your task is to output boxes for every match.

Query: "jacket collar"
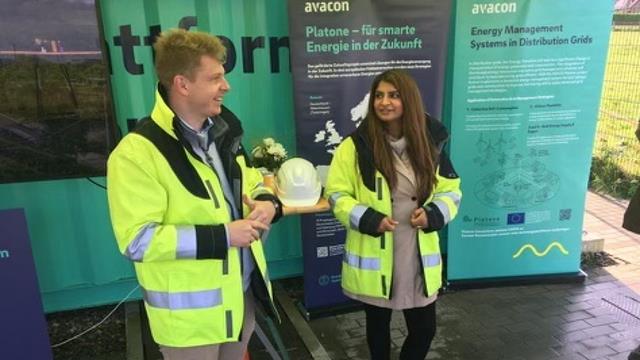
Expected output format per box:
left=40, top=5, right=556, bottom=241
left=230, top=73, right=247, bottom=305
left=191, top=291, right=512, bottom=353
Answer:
left=150, top=83, right=244, bottom=151
left=150, top=84, right=178, bottom=138
left=354, top=113, right=449, bottom=152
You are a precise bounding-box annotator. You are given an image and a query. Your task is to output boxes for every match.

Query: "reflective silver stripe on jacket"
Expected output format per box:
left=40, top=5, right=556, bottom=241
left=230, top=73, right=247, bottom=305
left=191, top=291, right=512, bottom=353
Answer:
left=349, top=204, right=368, bottom=230
left=343, top=251, right=380, bottom=270
left=125, top=224, right=196, bottom=262
left=432, top=199, right=452, bottom=223
left=432, top=191, right=461, bottom=222
left=125, top=223, right=156, bottom=261
left=328, top=192, right=347, bottom=209
left=433, top=191, right=461, bottom=207
left=422, top=254, right=441, bottom=267
left=175, top=226, right=197, bottom=259
left=143, top=287, right=223, bottom=310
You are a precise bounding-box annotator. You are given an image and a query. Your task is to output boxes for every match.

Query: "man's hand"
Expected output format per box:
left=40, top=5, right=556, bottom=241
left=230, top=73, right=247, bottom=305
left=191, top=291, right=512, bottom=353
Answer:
left=410, top=208, right=428, bottom=229
left=377, top=217, right=399, bottom=233
left=243, top=194, right=276, bottom=225
left=227, top=219, right=270, bottom=248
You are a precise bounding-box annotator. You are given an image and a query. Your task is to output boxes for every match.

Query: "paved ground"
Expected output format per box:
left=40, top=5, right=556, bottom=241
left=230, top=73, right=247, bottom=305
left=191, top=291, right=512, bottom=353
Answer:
left=48, top=191, right=640, bottom=359
left=584, top=192, right=640, bottom=295
left=249, top=191, right=640, bottom=360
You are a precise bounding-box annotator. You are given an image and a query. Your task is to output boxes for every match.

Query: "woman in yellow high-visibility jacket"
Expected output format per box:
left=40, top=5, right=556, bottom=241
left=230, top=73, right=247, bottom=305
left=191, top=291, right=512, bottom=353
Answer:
left=325, top=69, right=461, bottom=360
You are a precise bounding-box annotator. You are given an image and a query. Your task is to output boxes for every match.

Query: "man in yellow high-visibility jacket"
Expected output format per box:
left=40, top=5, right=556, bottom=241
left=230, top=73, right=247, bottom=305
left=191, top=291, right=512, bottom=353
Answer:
left=107, top=29, right=282, bottom=360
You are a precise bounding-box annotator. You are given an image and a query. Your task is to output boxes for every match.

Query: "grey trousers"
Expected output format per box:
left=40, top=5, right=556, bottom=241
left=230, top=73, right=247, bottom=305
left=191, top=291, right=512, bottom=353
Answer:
left=159, top=289, right=256, bottom=360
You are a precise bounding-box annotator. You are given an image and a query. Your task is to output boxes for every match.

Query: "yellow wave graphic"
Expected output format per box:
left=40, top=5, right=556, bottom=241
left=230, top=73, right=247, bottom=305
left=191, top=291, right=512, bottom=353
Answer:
left=512, top=241, right=569, bottom=259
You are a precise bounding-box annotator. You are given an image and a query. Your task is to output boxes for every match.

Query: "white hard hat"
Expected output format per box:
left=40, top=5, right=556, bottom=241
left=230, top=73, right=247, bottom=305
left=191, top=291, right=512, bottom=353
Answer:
left=275, top=158, right=322, bottom=207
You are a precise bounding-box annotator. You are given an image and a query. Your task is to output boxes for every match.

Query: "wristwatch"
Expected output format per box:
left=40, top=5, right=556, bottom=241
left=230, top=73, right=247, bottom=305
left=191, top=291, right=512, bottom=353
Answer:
left=269, top=197, right=281, bottom=214
left=255, top=194, right=283, bottom=222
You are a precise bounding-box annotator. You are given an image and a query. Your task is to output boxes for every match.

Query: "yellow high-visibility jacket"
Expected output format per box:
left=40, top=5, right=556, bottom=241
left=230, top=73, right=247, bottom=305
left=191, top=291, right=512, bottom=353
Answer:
left=107, top=86, right=280, bottom=347
left=325, top=116, right=461, bottom=299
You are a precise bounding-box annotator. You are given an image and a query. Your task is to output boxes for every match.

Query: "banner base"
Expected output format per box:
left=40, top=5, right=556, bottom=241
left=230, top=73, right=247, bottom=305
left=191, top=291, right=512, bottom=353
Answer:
left=445, top=269, right=587, bottom=291
left=296, top=300, right=363, bottom=321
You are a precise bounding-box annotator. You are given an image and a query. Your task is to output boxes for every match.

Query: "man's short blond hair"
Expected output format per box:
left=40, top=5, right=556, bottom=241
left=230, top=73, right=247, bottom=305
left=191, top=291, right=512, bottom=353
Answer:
left=153, top=29, right=227, bottom=89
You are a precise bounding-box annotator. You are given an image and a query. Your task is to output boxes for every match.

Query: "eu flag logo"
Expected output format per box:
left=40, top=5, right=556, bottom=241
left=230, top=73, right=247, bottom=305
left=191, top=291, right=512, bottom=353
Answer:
left=507, top=212, right=525, bottom=225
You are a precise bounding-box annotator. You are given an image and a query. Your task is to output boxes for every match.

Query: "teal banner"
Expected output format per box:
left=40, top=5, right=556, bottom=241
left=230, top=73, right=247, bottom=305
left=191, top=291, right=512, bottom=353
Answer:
left=0, top=0, right=302, bottom=313
left=98, top=0, right=303, bottom=286
left=447, top=0, right=613, bottom=280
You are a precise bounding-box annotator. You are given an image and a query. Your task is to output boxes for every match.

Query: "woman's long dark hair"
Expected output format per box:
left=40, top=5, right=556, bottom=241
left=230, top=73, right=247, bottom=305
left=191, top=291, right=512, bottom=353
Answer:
left=364, top=69, right=437, bottom=201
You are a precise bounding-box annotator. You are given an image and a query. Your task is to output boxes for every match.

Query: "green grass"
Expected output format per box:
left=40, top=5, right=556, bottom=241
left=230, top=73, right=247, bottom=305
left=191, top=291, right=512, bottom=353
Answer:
left=0, top=56, right=110, bottom=183
left=591, top=27, right=640, bottom=199
left=0, top=56, right=107, bottom=121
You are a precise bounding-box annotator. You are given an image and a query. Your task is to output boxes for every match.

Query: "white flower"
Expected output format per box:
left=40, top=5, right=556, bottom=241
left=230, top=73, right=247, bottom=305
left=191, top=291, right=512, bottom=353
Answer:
left=274, top=143, right=287, bottom=158
left=251, top=146, right=264, bottom=158
left=267, top=143, right=287, bottom=158
left=252, top=137, right=288, bottom=171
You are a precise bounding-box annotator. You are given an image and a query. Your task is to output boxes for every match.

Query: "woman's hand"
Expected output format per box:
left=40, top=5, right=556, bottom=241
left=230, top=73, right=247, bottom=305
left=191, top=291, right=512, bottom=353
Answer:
left=377, top=217, right=399, bottom=233
left=410, top=207, right=428, bottom=229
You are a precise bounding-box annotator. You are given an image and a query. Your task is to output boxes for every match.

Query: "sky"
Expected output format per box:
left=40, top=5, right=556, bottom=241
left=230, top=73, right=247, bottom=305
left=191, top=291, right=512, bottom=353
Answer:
left=0, top=0, right=100, bottom=51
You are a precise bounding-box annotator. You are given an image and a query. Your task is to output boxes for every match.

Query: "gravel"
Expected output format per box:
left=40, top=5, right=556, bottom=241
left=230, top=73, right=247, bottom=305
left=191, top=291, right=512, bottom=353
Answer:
left=47, top=304, right=126, bottom=360
left=581, top=251, right=624, bottom=269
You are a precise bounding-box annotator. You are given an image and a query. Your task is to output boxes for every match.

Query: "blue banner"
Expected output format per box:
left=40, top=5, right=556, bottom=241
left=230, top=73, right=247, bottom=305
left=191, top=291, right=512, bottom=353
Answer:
left=287, top=0, right=452, bottom=310
left=447, top=0, right=613, bottom=280
left=0, top=209, right=52, bottom=359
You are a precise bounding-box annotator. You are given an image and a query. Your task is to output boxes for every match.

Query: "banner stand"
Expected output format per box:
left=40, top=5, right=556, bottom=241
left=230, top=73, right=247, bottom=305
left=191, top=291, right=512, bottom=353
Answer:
left=0, top=208, right=53, bottom=360
left=287, top=0, right=453, bottom=317
left=446, top=271, right=586, bottom=291
left=446, top=0, right=613, bottom=283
